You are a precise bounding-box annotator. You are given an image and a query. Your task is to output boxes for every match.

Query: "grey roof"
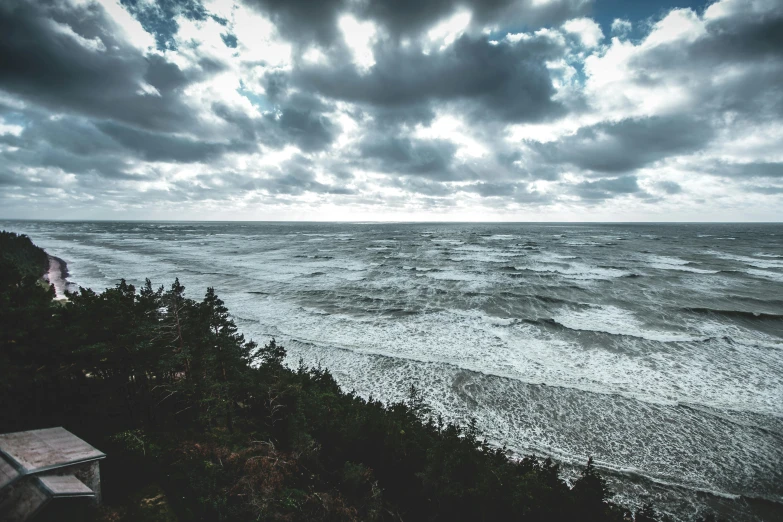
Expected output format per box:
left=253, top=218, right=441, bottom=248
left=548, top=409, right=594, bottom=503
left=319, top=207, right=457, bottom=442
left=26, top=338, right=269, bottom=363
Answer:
left=0, top=427, right=105, bottom=475
left=36, top=475, right=94, bottom=498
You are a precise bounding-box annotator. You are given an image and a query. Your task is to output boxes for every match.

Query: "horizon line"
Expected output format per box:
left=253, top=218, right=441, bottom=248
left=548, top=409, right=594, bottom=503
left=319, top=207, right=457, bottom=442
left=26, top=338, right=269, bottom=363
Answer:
left=2, top=218, right=782, bottom=225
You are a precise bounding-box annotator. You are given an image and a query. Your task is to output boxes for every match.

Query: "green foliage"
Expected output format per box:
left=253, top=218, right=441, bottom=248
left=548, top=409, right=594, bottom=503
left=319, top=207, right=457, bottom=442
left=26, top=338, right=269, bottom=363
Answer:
left=572, top=456, right=614, bottom=520
left=0, top=230, right=720, bottom=522
left=0, top=230, right=49, bottom=281
left=111, top=429, right=162, bottom=459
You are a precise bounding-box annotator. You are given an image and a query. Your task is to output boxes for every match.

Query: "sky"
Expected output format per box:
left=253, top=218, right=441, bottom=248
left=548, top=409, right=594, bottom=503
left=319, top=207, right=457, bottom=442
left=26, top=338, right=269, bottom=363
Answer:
left=0, top=0, right=781, bottom=222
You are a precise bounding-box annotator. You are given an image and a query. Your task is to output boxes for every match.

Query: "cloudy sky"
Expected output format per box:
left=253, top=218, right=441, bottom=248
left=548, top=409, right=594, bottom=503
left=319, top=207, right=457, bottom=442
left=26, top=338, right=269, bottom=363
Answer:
left=0, top=0, right=781, bottom=221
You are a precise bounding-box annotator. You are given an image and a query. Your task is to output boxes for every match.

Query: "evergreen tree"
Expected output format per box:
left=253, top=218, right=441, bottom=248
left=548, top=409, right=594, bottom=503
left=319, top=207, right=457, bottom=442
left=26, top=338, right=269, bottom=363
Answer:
left=572, top=457, right=613, bottom=520
left=197, top=287, right=258, bottom=430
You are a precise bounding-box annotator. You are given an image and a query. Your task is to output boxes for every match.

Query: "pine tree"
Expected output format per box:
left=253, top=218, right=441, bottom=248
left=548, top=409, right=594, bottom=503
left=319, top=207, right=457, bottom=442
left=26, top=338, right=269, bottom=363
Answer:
left=572, top=457, right=612, bottom=520
left=198, top=287, right=258, bottom=430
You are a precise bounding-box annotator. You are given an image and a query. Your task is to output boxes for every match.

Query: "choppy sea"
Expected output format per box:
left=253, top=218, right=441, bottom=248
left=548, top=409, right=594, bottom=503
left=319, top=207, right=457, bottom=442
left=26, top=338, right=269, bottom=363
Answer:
left=3, top=221, right=782, bottom=521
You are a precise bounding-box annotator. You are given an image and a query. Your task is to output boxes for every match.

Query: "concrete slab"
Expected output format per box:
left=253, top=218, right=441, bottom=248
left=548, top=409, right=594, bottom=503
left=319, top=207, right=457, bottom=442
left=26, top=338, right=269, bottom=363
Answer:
left=0, top=455, right=20, bottom=489
left=0, top=428, right=105, bottom=474
left=37, top=475, right=94, bottom=497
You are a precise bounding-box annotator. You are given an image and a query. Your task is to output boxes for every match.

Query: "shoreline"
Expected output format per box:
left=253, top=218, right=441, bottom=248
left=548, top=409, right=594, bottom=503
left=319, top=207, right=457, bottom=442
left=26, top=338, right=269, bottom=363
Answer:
left=27, top=238, right=783, bottom=522
left=43, top=255, right=71, bottom=300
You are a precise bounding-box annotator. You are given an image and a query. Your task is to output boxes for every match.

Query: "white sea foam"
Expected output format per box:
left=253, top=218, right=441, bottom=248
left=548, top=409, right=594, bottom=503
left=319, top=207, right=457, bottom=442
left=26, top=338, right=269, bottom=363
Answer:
left=646, top=255, right=690, bottom=265
left=551, top=306, right=704, bottom=343
left=650, top=263, right=719, bottom=274
left=742, top=268, right=783, bottom=282
left=520, top=263, right=630, bottom=280
left=430, top=239, right=463, bottom=245
left=708, top=251, right=783, bottom=269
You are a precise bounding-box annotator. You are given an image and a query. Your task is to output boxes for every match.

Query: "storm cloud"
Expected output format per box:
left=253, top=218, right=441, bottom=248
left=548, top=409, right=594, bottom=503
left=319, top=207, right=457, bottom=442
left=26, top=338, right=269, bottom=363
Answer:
left=532, top=116, right=714, bottom=173
left=0, top=0, right=781, bottom=220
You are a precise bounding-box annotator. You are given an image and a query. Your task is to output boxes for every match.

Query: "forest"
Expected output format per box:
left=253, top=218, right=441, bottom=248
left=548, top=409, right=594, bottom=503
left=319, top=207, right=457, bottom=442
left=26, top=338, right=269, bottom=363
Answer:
left=0, top=230, right=717, bottom=521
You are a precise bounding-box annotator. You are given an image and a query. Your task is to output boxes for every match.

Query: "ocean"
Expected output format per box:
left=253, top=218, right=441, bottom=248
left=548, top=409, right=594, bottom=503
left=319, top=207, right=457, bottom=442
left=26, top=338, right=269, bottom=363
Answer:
left=2, top=221, right=781, bottom=521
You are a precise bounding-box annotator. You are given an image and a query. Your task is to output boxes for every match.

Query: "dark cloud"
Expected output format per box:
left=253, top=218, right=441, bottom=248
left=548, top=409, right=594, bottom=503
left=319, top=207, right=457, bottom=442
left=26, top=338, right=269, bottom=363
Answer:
left=0, top=0, right=200, bottom=132
left=274, top=109, right=335, bottom=152
left=28, top=149, right=138, bottom=180
left=221, top=32, right=238, bottom=48
left=455, top=181, right=552, bottom=204
left=532, top=116, right=714, bottom=173
left=746, top=184, right=783, bottom=195
left=0, top=169, right=23, bottom=187
left=245, top=0, right=591, bottom=47
left=624, top=6, right=783, bottom=118
left=656, top=181, right=682, bottom=194
left=216, top=159, right=354, bottom=196
left=0, top=167, right=66, bottom=188
left=465, top=181, right=523, bottom=198
left=708, top=162, right=783, bottom=179
left=245, top=0, right=343, bottom=47
left=211, top=103, right=269, bottom=144
left=96, top=122, right=232, bottom=163
left=639, top=6, right=783, bottom=67
left=357, top=136, right=459, bottom=179
left=362, top=0, right=591, bottom=39
left=0, top=109, right=142, bottom=180
left=1, top=114, right=121, bottom=157
left=496, top=151, right=563, bottom=181
left=144, top=54, right=192, bottom=93
left=262, top=70, right=290, bottom=103
left=214, top=91, right=338, bottom=153
left=389, top=178, right=454, bottom=197
left=296, top=34, right=563, bottom=122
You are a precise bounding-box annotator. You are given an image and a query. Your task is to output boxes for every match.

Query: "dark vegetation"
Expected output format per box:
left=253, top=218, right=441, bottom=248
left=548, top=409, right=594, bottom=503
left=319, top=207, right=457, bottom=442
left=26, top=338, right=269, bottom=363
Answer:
left=0, top=231, right=719, bottom=522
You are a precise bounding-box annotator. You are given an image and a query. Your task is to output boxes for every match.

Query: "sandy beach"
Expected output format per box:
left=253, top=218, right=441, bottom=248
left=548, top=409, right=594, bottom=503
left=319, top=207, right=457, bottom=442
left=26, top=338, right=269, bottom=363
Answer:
left=43, top=255, right=70, bottom=300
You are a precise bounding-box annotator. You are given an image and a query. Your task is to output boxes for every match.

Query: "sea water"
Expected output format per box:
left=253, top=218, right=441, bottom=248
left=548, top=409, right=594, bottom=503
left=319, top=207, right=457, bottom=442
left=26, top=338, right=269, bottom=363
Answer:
left=3, top=221, right=781, bottom=521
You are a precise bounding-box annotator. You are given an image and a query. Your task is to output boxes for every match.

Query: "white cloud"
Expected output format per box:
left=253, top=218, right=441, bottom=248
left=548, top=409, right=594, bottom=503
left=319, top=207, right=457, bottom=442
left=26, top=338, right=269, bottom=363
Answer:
left=414, top=114, right=488, bottom=159
left=562, top=17, right=603, bottom=48
left=93, top=0, right=156, bottom=51
left=644, top=8, right=705, bottom=47
left=506, top=116, right=594, bottom=143
left=303, top=47, right=328, bottom=65
left=136, top=82, right=161, bottom=97
left=0, top=121, right=24, bottom=137
left=231, top=5, right=291, bottom=67
left=704, top=0, right=780, bottom=21
left=201, top=0, right=236, bottom=21
left=610, top=18, right=632, bottom=36
left=339, top=15, right=377, bottom=72
left=582, top=11, right=706, bottom=118
left=427, top=10, right=472, bottom=51
left=161, top=3, right=291, bottom=131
